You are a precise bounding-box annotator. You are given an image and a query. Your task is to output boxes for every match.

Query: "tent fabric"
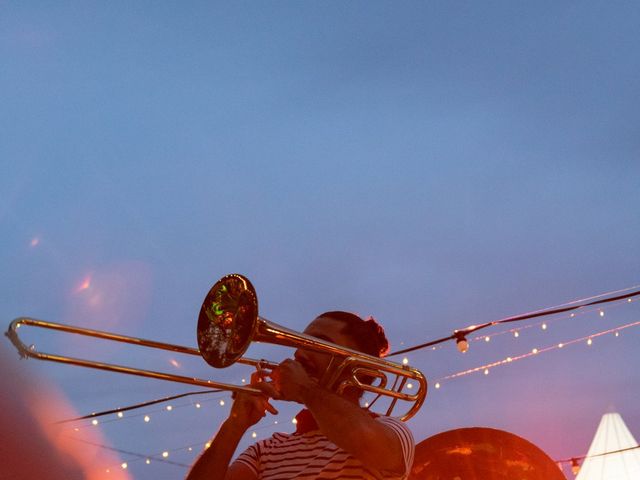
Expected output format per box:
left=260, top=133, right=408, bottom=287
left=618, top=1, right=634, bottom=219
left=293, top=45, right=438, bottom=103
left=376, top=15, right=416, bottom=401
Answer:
left=576, top=412, right=640, bottom=480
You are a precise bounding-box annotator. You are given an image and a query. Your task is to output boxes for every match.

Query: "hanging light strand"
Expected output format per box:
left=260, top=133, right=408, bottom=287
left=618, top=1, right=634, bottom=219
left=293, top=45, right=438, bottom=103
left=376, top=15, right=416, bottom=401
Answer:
left=389, top=286, right=640, bottom=357
left=436, top=319, right=640, bottom=383
left=58, top=389, right=225, bottom=424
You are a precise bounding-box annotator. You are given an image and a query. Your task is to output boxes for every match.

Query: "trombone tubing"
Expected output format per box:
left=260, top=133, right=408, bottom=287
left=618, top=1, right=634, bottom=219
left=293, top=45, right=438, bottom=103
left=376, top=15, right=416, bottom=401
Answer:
left=5, top=317, right=271, bottom=394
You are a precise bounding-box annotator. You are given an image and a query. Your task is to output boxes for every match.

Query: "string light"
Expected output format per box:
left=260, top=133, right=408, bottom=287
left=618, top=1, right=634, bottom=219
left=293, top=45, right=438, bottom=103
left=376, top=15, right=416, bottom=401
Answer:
left=435, top=382, right=440, bottom=389
left=391, top=285, right=640, bottom=357
left=402, top=357, right=409, bottom=365
left=251, top=432, right=257, bottom=438
left=571, top=458, right=580, bottom=475
left=166, top=405, right=173, bottom=411
left=436, top=319, right=640, bottom=384
left=587, top=338, right=593, bottom=346
left=162, top=451, right=169, bottom=458
left=92, top=419, right=99, bottom=426
left=219, top=400, right=225, bottom=406
left=117, top=412, right=123, bottom=418
left=469, top=299, right=629, bottom=347
left=121, top=462, right=128, bottom=470
left=144, top=415, right=150, bottom=423
left=456, top=335, right=469, bottom=353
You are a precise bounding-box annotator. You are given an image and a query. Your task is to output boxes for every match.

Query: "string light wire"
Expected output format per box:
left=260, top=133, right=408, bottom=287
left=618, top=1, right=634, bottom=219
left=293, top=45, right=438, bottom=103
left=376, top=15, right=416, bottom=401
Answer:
left=388, top=287, right=640, bottom=357
left=437, top=319, right=640, bottom=382
left=58, top=389, right=223, bottom=423
left=556, top=444, right=640, bottom=465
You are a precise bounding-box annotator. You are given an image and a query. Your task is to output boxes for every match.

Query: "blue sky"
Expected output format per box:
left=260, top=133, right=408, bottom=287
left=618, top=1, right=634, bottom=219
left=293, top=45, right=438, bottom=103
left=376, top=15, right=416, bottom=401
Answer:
left=2, top=2, right=639, bottom=478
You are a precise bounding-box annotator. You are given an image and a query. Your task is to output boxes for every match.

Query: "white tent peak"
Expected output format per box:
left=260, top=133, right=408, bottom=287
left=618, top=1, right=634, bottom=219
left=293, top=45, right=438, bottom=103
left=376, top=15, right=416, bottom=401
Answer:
left=575, top=412, right=640, bottom=479
left=604, top=403, right=617, bottom=414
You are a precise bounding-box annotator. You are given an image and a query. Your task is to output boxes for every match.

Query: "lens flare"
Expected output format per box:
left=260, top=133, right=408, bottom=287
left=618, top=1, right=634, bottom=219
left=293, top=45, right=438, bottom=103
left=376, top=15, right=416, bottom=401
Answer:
left=0, top=348, right=131, bottom=480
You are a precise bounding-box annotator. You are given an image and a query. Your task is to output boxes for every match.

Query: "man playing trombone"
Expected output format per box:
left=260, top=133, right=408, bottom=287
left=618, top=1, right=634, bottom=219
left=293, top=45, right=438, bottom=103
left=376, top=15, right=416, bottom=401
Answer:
left=186, top=311, right=415, bottom=480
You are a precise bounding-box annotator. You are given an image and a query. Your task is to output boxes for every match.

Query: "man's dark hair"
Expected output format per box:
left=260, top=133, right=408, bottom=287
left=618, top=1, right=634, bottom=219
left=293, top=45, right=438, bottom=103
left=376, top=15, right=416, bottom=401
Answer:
left=317, top=311, right=390, bottom=358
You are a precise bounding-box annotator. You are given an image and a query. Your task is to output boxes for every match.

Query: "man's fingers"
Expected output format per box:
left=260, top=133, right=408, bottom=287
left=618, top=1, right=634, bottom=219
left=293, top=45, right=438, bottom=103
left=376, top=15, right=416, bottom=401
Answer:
left=265, top=401, right=279, bottom=415
left=250, top=371, right=262, bottom=384
left=254, top=380, right=280, bottom=399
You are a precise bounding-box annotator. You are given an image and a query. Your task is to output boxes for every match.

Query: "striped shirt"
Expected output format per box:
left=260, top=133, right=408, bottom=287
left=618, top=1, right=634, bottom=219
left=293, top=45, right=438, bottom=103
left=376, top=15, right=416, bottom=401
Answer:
left=234, top=416, right=414, bottom=479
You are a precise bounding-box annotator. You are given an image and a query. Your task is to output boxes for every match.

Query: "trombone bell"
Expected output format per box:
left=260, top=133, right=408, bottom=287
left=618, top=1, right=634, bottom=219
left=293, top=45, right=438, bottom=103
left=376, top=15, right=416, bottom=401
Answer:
left=197, top=274, right=259, bottom=368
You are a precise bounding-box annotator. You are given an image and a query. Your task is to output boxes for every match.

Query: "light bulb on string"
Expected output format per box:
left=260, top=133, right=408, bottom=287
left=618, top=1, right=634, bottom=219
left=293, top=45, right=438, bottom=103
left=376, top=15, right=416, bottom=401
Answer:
left=456, top=335, right=469, bottom=353
left=571, top=458, right=580, bottom=475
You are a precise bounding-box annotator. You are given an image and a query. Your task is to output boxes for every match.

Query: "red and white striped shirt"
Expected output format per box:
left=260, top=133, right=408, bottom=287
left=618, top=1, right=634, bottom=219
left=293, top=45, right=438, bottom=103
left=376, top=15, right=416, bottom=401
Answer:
left=234, top=416, right=414, bottom=480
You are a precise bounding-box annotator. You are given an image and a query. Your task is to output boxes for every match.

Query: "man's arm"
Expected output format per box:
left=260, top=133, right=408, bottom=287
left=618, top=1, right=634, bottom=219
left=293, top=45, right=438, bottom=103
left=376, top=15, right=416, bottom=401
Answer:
left=186, top=373, right=277, bottom=480
left=301, top=384, right=407, bottom=475
left=186, top=419, right=254, bottom=480
left=271, top=359, right=408, bottom=476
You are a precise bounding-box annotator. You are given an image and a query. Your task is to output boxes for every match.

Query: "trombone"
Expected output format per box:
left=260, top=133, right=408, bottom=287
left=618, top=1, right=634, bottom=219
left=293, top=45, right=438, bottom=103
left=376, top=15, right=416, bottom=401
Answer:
left=5, top=274, right=427, bottom=421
